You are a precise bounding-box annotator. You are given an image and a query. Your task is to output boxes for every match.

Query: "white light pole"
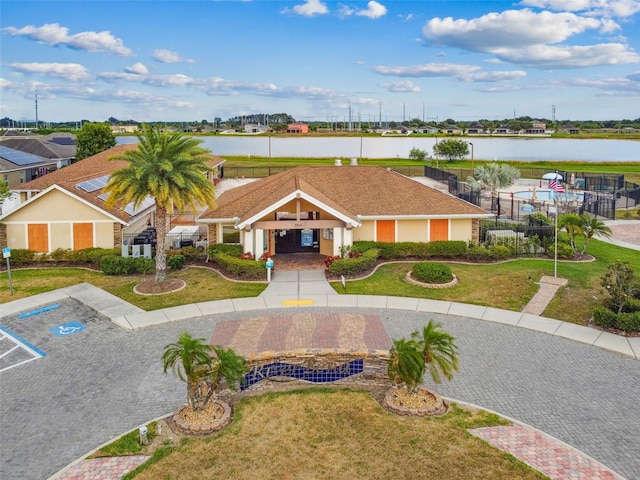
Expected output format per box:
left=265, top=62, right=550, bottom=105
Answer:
left=469, top=142, right=474, bottom=171
left=554, top=197, right=558, bottom=278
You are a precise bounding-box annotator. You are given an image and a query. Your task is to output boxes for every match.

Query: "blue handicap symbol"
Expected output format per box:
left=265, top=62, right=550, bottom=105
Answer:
left=50, top=321, right=86, bottom=337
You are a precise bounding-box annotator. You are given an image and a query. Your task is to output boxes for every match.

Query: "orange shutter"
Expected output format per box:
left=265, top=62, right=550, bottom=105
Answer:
left=73, top=223, right=93, bottom=250
left=28, top=224, right=49, bottom=252
left=376, top=220, right=395, bottom=242
left=429, top=219, right=448, bottom=241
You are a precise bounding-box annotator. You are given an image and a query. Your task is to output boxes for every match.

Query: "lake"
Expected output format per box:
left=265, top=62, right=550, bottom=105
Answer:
left=117, top=135, right=639, bottom=162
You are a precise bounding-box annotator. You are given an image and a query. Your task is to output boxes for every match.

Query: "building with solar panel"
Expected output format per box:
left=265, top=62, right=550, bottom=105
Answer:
left=0, top=144, right=222, bottom=254
left=0, top=133, right=76, bottom=188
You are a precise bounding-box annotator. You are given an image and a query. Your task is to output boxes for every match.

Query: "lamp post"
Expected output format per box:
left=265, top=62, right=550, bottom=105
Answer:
left=468, top=142, right=474, bottom=171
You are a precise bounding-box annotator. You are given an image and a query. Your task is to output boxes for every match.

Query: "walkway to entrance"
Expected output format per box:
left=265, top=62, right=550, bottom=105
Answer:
left=270, top=253, right=325, bottom=270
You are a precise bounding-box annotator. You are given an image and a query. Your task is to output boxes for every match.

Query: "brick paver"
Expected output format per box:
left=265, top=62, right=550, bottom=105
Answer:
left=54, top=455, right=149, bottom=480
left=470, top=425, right=622, bottom=480
left=522, top=276, right=569, bottom=315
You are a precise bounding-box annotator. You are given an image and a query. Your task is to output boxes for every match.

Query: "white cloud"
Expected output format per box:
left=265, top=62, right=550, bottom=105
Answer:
left=398, top=13, right=414, bottom=22
left=464, top=70, right=527, bottom=82
left=519, top=0, right=640, bottom=18
left=124, top=63, right=148, bottom=75
left=357, top=1, right=387, bottom=19
left=424, top=10, right=600, bottom=50
left=379, top=81, right=420, bottom=92
left=98, top=71, right=198, bottom=88
left=422, top=9, right=639, bottom=68
left=284, top=0, right=329, bottom=17
left=553, top=75, right=640, bottom=95
left=373, top=63, right=481, bottom=78
left=494, top=43, right=640, bottom=67
left=338, top=1, right=387, bottom=19
left=152, top=49, right=195, bottom=63
left=2, top=23, right=133, bottom=56
left=10, top=62, right=91, bottom=82
left=373, top=62, right=526, bottom=83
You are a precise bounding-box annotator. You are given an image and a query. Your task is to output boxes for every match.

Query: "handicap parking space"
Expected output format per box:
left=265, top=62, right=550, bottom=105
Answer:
left=0, top=298, right=111, bottom=370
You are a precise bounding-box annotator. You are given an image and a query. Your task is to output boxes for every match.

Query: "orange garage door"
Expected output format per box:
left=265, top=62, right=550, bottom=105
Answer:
left=73, top=223, right=94, bottom=250
left=429, top=219, right=448, bottom=241
left=28, top=224, right=49, bottom=253
left=376, top=220, right=395, bottom=243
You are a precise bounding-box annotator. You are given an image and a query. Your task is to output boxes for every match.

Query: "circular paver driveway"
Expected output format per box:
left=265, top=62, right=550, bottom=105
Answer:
left=1, top=299, right=639, bottom=480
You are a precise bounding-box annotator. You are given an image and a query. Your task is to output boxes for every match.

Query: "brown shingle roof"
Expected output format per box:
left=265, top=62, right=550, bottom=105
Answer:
left=199, top=165, right=487, bottom=223
left=13, top=144, right=225, bottom=223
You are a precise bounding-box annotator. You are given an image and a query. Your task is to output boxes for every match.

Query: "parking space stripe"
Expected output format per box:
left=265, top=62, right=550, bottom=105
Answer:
left=0, top=325, right=46, bottom=373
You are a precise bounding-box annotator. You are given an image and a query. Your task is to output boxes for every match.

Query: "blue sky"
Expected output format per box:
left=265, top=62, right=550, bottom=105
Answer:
left=1, top=0, right=639, bottom=123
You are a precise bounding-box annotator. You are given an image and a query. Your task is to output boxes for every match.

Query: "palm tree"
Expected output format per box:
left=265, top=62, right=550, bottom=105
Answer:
left=558, top=213, right=583, bottom=253
left=467, top=162, right=520, bottom=196
left=388, top=337, right=425, bottom=392
left=412, top=320, right=459, bottom=385
left=162, top=332, right=215, bottom=410
left=104, top=125, right=216, bottom=282
left=162, top=332, right=247, bottom=411
left=579, top=214, right=612, bottom=253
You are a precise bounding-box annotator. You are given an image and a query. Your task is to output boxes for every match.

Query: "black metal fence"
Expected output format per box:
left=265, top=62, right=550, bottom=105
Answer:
left=480, top=216, right=554, bottom=243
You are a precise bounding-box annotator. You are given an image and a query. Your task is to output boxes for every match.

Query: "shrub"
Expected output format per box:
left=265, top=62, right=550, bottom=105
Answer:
left=425, top=240, right=467, bottom=258
left=100, top=255, right=136, bottom=275
left=328, top=249, right=379, bottom=276
left=351, top=240, right=465, bottom=260
left=411, top=262, right=453, bottom=284
left=592, top=306, right=617, bottom=329
left=466, top=245, right=491, bottom=261
left=133, top=257, right=155, bottom=275
left=49, top=248, right=72, bottom=262
left=168, top=255, right=185, bottom=271
left=210, top=251, right=265, bottom=280
left=546, top=242, right=574, bottom=259
left=489, top=245, right=511, bottom=260
left=5, top=249, right=36, bottom=265
left=208, top=244, right=243, bottom=257
left=86, top=248, right=120, bottom=266
left=617, top=311, right=640, bottom=333
left=177, top=246, right=201, bottom=261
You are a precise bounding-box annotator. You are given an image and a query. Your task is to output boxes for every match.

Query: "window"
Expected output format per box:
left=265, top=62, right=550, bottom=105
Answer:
left=222, top=225, right=240, bottom=243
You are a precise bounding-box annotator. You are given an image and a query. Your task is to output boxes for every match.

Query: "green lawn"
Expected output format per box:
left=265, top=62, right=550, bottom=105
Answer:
left=330, top=239, right=640, bottom=325
left=1, top=240, right=637, bottom=325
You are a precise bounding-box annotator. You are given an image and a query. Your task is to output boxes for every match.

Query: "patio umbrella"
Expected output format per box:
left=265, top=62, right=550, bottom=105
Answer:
left=542, top=172, right=563, bottom=181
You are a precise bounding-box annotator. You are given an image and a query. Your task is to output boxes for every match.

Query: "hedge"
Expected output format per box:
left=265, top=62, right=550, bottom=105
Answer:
left=210, top=251, right=266, bottom=280
left=592, top=306, right=618, bottom=329
left=168, top=255, right=185, bottom=271
left=100, top=255, right=137, bottom=275
left=3, top=247, right=119, bottom=266
left=592, top=306, right=640, bottom=333
left=328, top=249, right=379, bottom=276
left=208, top=244, right=243, bottom=257
left=411, top=262, right=453, bottom=284
left=351, top=241, right=466, bottom=260
left=617, top=311, right=640, bottom=333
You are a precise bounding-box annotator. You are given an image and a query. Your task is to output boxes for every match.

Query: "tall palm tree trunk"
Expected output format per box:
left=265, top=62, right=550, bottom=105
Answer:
left=155, top=204, right=169, bottom=282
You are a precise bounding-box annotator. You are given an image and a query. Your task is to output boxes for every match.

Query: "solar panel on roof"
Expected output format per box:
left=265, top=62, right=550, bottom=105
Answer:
left=76, top=175, right=109, bottom=193
left=124, top=196, right=155, bottom=216
left=0, top=145, right=45, bottom=166
left=48, top=137, right=75, bottom=145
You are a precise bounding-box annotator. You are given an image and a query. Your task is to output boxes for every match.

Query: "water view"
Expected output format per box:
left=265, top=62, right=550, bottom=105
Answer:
left=118, top=136, right=639, bottom=162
